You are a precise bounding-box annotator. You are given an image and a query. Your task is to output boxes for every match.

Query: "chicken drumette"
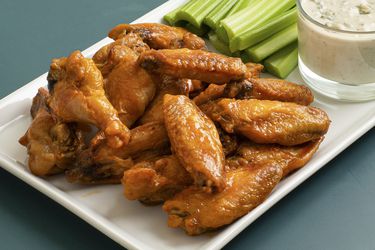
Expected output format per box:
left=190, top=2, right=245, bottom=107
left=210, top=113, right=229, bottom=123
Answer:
left=19, top=88, right=85, bottom=176
left=66, top=122, right=170, bottom=184
left=122, top=155, right=193, bottom=205
left=92, top=41, right=156, bottom=127
left=47, top=50, right=129, bottom=148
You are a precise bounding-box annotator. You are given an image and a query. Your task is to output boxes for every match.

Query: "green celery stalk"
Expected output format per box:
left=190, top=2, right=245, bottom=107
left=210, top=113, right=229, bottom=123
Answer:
left=216, top=25, right=230, bottom=43
left=240, top=51, right=251, bottom=63
left=204, top=0, right=238, bottom=30
left=264, top=42, right=298, bottom=79
left=208, top=32, right=242, bottom=57
left=185, top=23, right=210, bottom=36
left=164, top=6, right=183, bottom=26
left=226, top=0, right=251, bottom=17
left=244, top=23, right=298, bottom=62
left=176, top=0, right=222, bottom=28
left=231, top=51, right=241, bottom=58
left=221, top=0, right=295, bottom=43
left=208, top=32, right=232, bottom=56
left=230, top=7, right=297, bottom=52
left=215, top=0, right=252, bottom=43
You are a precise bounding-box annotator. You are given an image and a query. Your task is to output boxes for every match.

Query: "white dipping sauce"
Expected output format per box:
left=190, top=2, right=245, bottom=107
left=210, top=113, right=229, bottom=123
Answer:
left=298, top=0, right=375, bottom=84
left=304, top=0, right=375, bottom=32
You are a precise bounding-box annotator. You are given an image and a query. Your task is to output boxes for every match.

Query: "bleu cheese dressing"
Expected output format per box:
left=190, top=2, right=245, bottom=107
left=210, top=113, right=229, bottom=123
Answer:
left=303, top=0, right=375, bottom=32
left=298, top=0, right=375, bottom=99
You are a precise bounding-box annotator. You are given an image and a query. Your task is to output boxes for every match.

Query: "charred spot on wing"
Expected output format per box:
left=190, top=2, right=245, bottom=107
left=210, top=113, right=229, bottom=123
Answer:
left=136, top=28, right=153, bottom=41
left=224, top=80, right=254, bottom=99
left=47, top=71, right=58, bottom=92
left=139, top=57, right=160, bottom=71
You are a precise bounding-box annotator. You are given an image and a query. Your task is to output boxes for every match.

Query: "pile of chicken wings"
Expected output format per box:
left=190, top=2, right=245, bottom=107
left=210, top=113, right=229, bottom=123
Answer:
left=19, top=23, right=330, bottom=235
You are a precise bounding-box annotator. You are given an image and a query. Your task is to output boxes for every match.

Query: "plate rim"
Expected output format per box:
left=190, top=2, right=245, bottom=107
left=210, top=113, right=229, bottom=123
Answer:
left=0, top=0, right=375, bottom=249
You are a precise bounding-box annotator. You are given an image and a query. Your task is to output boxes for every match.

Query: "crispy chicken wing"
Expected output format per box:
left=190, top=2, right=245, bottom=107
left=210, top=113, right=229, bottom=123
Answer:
left=224, top=78, right=314, bottom=105
left=93, top=33, right=150, bottom=77
left=227, top=138, right=324, bottom=177
left=163, top=164, right=282, bottom=235
left=138, top=49, right=248, bottom=84
left=122, top=155, right=193, bottom=205
left=109, top=23, right=206, bottom=50
left=201, top=99, right=330, bottom=146
left=245, top=62, right=264, bottom=78
left=217, top=126, right=239, bottom=157
left=92, top=44, right=156, bottom=127
left=47, top=50, right=129, bottom=148
left=19, top=88, right=85, bottom=176
left=66, top=122, right=169, bottom=184
left=138, top=75, right=192, bottom=124
left=193, top=84, right=226, bottom=105
left=193, top=77, right=313, bottom=105
left=163, top=94, right=225, bottom=192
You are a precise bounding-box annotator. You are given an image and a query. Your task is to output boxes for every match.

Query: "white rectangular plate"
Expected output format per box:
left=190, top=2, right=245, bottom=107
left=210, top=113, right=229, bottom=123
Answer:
left=0, top=0, right=374, bottom=249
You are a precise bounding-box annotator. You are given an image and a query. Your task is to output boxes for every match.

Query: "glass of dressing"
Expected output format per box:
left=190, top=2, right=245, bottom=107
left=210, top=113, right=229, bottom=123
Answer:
left=297, top=0, right=375, bottom=101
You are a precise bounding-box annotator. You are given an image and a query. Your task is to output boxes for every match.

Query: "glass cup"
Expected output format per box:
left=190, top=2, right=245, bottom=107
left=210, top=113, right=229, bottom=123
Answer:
left=297, top=0, right=375, bottom=102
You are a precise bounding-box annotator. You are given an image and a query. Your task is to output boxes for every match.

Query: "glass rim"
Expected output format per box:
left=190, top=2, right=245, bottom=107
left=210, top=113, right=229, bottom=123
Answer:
left=297, top=0, right=375, bottom=35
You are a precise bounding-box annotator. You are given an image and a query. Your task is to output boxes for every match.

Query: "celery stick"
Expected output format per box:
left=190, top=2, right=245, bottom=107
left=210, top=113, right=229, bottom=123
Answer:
left=185, top=23, right=210, bottom=36
left=231, top=51, right=241, bottom=58
left=226, top=0, right=251, bottom=17
left=240, top=51, right=251, bottom=63
left=208, top=32, right=231, bottom=56
left=244, top=23, right=298, bottom=63
left=215, top=0, right=252, bottom=43
left=221, top=0, right=295, bottom=42
left=264, top=42, right=298, bottom=79
left=209, top=32, right=242, bottom=57
left=164, top=6, right=183, bottom=26
left=204, top=0, right=238, bottom=30
left=216, top=25, right=230, bottom=43
left=176, top=0, right=222, bottom=28
left=230, top=7, right=297, bottom=52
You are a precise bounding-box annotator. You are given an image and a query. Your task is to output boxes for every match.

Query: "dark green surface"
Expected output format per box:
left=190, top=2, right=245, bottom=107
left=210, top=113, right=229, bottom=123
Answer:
left=0, top=1, right=374, bottom=249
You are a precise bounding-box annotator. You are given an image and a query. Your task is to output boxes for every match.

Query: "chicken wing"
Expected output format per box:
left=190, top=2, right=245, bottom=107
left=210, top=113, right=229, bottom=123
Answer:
left=201, top=99, right=330, bottom=146
left=108, top=23, right=206, bottom=50
left=122, top=155, right=193, bottom=205
left=47, top=50, right=129, bottom=148
left=92, top=44, right=156, bottom=127
left=138, top=75, right=192, bottom=124
left=217, top=126, right=239, bottom=157
left=193, top=84, right=226, bottom=106
left=138, top=49, right=248, bottom=84
left=66, top=122, right=169, bottom=184
left=163, top=163, right=283, bottom=235
left=93, top=33, right=150, bottom=77
left=224, top=78, right=314, bottom=105
left=227, top=138, right=324, bottom=177
left=163, top=94, right=225, bottom=192
left=19, top=88, right=85, bottom=176
left=245, top=62, right=264, bottom=78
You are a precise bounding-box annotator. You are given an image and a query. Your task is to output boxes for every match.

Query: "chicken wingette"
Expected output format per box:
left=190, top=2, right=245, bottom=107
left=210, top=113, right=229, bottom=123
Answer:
left=109, top=23, right=206, bottom=50
left=163, top=163, right=283, bottom=235
left=139, top=49, right=248, bottom=84
left=201, top=99, right=330, bottom=146
left=163, top=94, right=225, bottom=192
